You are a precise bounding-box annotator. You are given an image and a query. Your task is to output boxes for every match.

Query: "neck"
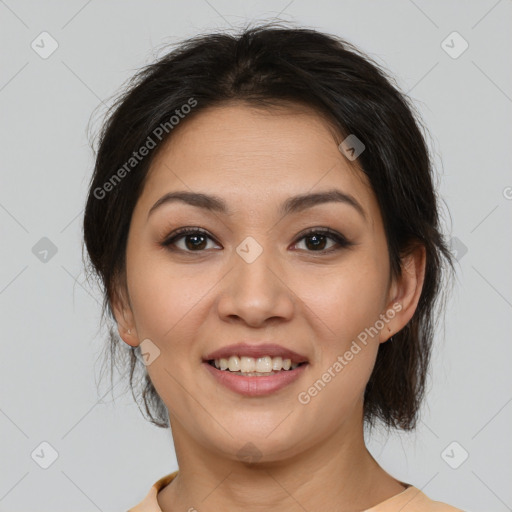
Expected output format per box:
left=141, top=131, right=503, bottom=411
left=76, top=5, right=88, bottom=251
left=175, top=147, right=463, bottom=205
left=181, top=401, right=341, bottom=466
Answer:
left=157, top=414, right=405, bottom=512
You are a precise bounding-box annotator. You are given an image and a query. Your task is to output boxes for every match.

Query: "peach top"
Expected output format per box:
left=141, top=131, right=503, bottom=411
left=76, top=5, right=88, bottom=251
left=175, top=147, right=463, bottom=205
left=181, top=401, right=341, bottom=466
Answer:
left=127, top=471, right=464, bottom=511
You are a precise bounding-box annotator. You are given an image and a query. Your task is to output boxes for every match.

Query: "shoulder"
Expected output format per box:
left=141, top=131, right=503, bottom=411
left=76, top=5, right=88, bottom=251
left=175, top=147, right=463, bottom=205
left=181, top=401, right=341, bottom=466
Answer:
left=380, top=486, right=465, bottom=512
left=127, top=471, right=178, bottom=512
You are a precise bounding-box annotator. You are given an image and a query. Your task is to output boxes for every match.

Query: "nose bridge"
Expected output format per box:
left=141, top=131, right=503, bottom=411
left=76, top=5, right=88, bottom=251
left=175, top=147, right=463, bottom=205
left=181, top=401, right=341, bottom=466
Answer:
left=236, top=236, right=276, bottom=285
left=216, top=235, right=294, bottom=325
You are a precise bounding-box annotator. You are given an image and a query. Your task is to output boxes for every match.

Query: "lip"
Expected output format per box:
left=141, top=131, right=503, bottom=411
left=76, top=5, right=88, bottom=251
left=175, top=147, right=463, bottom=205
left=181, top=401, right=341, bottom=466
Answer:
left=203, top=360, right=308, bottom=397
left=203, top=342, right=308, bottom=364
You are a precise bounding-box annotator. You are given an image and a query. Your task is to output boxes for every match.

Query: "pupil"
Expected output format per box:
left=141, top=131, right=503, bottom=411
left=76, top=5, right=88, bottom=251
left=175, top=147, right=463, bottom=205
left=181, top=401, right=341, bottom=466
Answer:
left=186, top=234, right=206, bottom=250
left=184, top=233, right=327, bottom=251
left=306, top=234, right=326, bottom=250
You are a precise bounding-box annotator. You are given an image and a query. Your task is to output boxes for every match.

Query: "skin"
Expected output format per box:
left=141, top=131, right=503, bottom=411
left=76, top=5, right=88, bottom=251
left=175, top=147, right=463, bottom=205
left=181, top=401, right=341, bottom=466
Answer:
left=113, top=102, right=426, bottom=512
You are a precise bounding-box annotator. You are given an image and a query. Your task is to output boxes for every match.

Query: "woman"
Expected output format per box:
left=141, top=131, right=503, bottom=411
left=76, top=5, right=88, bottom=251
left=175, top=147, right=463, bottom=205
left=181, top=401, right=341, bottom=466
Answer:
left=83, top=22, right=461, bottom=511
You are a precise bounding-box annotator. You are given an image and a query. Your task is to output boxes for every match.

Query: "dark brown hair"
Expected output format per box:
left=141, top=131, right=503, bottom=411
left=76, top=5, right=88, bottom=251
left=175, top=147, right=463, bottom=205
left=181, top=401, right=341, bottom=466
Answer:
left=83, top=21, right=454, bottom=431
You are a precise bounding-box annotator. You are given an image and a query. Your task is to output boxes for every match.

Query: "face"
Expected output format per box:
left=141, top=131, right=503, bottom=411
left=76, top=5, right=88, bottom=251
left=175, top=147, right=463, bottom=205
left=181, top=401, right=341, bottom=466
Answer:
left=114, top=103, right=419, bottom=463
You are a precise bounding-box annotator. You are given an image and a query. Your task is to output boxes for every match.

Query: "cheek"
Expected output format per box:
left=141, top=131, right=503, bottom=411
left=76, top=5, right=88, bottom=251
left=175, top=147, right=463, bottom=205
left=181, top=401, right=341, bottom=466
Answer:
left=300, top=255, right=390, bottom=343
left=125, top=244, right=214, bottom=340
left=127, top=264, right=174, bottom=338
left=295, top=262, right=387, bottom=425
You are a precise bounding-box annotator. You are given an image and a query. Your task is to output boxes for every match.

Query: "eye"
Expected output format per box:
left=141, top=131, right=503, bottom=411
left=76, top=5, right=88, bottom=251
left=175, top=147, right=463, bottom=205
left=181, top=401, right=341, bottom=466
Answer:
left=292, top=228, right=352, bottom=253
left=161, top=227, right=352, bottom=254
left=161, top=227, right=220, bottom=252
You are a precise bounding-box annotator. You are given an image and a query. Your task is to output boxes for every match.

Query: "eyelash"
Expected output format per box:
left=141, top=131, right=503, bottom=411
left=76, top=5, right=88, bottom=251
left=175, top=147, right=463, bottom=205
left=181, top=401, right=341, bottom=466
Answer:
left=161, top=227, right=353, bottom=254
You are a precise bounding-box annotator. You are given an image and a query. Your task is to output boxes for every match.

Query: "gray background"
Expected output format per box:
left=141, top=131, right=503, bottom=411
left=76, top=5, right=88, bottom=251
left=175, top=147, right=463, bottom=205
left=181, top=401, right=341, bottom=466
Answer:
left=1, top=1, right=511, bottom=511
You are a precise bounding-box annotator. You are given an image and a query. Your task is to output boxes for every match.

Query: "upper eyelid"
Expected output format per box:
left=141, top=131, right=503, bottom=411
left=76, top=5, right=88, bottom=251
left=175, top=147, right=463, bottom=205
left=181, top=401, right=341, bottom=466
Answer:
left=164, top=227, right=349, bottom=249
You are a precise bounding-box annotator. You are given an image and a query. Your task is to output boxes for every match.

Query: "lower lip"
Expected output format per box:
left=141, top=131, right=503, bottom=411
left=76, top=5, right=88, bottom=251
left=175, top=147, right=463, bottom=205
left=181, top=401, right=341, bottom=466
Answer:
left=203, top=361, right=308, bottom=397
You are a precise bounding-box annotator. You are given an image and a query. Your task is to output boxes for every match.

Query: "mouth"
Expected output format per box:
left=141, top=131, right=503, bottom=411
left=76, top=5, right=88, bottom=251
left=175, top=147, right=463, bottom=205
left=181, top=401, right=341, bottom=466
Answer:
left=202, top=342, right=309, bottom=396
left=206, top=356, right=307, bottom=376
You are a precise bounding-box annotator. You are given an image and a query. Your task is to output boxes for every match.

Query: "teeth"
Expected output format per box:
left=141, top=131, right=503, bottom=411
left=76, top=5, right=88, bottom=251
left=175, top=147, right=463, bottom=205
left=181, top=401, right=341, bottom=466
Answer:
left=256, top=356, right=272, bottom=373
left=240, top=356, right=255, bottom=373
left=272, top=356, right=283, bottom=371
left=213, top=355, right=300, bottom=373
left=228, top=356, right=240, bottom=372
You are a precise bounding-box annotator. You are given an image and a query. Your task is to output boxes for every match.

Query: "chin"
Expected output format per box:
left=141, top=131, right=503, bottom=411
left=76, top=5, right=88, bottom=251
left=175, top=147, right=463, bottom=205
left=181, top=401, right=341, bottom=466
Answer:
left=201, top=422, right=312, bottom=465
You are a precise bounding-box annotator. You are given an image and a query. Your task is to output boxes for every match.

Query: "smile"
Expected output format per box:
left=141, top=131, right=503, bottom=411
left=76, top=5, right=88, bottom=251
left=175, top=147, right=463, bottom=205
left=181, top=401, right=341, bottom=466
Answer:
left=203, top=361, right=308, bottom=396
left=209, top=355, right=302, bottom=375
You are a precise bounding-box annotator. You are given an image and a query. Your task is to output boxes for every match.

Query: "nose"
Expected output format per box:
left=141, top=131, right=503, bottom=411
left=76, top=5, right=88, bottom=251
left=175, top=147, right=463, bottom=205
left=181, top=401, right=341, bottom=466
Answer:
left=216, top=243, right=295, bottom=327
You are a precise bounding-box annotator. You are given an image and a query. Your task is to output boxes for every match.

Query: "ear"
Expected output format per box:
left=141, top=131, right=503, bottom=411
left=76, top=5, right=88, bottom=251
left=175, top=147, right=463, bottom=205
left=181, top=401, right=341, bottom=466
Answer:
left=111, top=277, right=140, bottom=347
left=379, top=243, right=426, bottom=343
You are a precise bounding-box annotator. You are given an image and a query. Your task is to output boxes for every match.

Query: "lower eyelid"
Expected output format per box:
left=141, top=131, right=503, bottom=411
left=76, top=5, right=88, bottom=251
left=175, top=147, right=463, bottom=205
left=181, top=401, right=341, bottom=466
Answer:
left=163, top=229, right=351, bottom=253
left=293, top=236, right=341, bottom=251
left=165, top=232, right=220, bottom=251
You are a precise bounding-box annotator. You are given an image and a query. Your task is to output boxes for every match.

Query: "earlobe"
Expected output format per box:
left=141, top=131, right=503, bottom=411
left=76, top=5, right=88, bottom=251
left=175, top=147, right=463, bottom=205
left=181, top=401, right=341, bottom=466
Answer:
left=111, top=285, right=139, bottom=347
left=379, top=244, right=426, bottom=343
left=117, top=323, right=139, bottom=347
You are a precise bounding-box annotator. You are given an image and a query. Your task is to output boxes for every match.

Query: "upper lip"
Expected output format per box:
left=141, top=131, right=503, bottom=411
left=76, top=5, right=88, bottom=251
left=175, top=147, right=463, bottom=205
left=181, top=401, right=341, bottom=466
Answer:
left=203, top=342, right=309, bottom=364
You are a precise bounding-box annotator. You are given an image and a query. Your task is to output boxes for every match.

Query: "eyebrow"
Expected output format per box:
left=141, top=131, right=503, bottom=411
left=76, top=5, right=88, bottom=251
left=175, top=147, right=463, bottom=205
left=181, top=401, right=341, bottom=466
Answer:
left=147, top=188, right=366, bottom=221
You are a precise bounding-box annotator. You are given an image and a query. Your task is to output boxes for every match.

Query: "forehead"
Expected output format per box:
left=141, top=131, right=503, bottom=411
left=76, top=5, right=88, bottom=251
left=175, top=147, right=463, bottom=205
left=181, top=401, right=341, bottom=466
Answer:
left=138, top=103, right=376, bottom=220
